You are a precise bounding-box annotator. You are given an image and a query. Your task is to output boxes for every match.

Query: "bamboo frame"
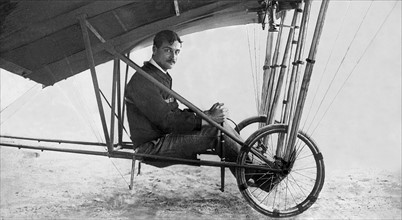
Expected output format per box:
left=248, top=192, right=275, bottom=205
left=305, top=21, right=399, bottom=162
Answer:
left=267, top=7, right=301, bottom=125
left=260, top=14, right=285, bottom=119
left=0, top=142, right=279, bottom=172
left=0, top=1, right=328, bottom=174
left=76, top=17, right=272, bottom=171
left=110, top=58, right=119, bottom=147
left=78, top=14, right=112, bottom=152
left=270, top=6, right=302, bottom=157
left=276, top=1, right=312, bottom=158
left=285, top=0, right=330, bottom=161
left=282, top=3, right=310, bottom=126
left=117, top=59, right=123, bottom=145
left=0, top=135, right=107, bottom=147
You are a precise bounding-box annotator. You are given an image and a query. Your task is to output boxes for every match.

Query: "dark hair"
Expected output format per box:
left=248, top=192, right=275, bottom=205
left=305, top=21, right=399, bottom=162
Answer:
left=153, top=30, right=182, bottom=48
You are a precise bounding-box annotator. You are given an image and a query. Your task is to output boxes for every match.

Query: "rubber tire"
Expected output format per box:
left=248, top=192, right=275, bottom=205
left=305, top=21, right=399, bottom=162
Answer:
left=235, top=124, right=325, bottom=217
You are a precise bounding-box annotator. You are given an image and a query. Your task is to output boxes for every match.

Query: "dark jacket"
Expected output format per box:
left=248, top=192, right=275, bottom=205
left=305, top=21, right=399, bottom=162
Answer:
left=125, top=62, right=202, bottom=147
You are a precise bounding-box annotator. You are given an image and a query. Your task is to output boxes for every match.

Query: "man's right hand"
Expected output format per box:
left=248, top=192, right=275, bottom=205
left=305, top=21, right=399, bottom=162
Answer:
left=202, top=102, right=227, bottom=126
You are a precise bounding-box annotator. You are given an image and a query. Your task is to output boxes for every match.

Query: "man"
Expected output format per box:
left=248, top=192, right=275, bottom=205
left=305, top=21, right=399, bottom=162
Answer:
left=125, top=30, right=244, bottom=167
left=125, top=30, right=277, bottom=192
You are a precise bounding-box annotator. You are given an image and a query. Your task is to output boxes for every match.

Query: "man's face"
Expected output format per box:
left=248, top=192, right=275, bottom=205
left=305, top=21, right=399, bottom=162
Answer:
left=152, top=40, right=181, bottom=71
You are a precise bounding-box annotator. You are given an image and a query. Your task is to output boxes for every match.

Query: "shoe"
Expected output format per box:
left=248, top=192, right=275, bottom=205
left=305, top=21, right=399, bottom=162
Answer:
left=252, top=173, right=280, bottom=192
left=244, top=157, right=283, bottom=192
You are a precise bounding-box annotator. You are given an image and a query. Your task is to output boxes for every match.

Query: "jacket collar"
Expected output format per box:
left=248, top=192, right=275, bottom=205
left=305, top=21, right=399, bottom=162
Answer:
left=143, top=61, right=172, bottom=84
left=149, top=58, right=167, bottom=74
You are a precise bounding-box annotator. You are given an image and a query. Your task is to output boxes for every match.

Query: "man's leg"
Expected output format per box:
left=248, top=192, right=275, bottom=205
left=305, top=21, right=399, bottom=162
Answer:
left=135, top=125, right=218, bottom=167
left=136, top=122, right=244, bottom=168
left=136, top=122, right=277, bottom=192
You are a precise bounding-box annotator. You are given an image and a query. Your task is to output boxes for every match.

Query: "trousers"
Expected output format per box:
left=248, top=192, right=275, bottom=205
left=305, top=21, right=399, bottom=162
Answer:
left=135, top=122, right=243, bottom=168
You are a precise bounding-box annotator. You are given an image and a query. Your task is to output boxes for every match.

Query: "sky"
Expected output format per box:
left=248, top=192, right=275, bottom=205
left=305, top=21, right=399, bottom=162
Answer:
left=1, top=1, right=401, bottom=173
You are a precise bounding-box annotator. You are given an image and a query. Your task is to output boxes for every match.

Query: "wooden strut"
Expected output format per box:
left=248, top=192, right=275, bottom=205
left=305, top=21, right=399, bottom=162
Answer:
left=269, top=6, right=301, bottom=157
left=129, top=155, right=136, bottom=190
left=261, top=12, right=285, bottom=123
left=283, top=0, right=312, bottom=129
left=0, top=142, right=279, bottom=172
left=285, top=0, right=330, bottom=161
left=0, top=135, right=107, bottom=146
left=117, top=59, right=123, bottom=146
left=280, top=0, right=313, bottom=159
left=276, top=1, right=312, bottom=159
left=219, top=124, right=226, bottom=192
left=267, top=7, right=300, bottom=127
left=78, top=14, right=112, bottom=153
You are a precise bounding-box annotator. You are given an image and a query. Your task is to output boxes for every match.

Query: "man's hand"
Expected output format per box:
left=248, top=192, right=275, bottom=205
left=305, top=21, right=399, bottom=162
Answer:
left=202, top=102, right=228, bottom=126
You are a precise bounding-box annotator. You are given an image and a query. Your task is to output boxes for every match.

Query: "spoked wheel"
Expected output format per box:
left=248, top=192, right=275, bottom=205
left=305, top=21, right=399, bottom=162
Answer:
left=235, top=124, right=325, bottom=217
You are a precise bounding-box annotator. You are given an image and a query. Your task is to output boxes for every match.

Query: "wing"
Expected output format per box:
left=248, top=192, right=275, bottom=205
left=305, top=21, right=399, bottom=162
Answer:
left=0, top=0, right=261, bottom=86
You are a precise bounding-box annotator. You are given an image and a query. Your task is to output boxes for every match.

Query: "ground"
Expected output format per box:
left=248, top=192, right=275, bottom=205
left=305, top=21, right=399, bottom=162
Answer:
left=1, top=147, right=401, bottom=219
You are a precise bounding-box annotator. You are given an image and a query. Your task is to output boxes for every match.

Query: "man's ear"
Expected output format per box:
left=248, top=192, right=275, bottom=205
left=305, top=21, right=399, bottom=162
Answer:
left=152, top=45, right=157, bottom=55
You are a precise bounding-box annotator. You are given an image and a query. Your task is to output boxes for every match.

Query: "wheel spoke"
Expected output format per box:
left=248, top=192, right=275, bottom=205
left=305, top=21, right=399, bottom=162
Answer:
left=236, top=124, right=325, bottom=217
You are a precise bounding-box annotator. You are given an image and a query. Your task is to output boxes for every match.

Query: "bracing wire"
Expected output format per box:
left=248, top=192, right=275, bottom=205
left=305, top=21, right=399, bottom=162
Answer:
left=301, top=0, right=352, bottom=131
left=99, top=89, right=130, bottom=137
left=246, top=25, right=261, bottom=112
left=309, top=1, right=399, bottom=136
left=57, top=80, right=104, bottom=143
left=305, top=0, right=375, bottom=134
left=74, top=78, right=106, bottom=143
left=1, top=84, right=38, bottom=112
left=108, top=156, right=131, bottom=187
left=0, top=84, right=41, bottom=126
left=254, top=25, right=262, bottom=111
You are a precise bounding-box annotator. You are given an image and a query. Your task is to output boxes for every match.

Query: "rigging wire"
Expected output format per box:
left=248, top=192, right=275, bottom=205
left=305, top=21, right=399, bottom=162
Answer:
left=0, top=84, right=41, bottom=126
left=107, top=156, right=131, bottom=187
left=56, top=80, right=104, bottom=143
left=246, top=25, right=261, bottom=112
left=309, top=1, right=399, bottom=136
left=1, top=84, right=38, bottom=112
left=94, top=66, right=132, bottom=187
left=305, top=0, right=375, bottom=134
left=301, top=0, right=352, bottom=131
left=99, top=89, right=130, bottom=137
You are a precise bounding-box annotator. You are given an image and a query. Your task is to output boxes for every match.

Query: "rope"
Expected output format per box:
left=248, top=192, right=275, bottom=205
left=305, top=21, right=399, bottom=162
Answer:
left=309, top=1, right=399, bottom=135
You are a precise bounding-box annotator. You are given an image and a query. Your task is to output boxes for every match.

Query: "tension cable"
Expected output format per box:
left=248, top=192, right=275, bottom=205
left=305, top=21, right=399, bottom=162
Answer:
left=0, top=84, right=41, bottom=126
left=309, top=1, right=398, bottom=136
left=304, top=0, right=374, bottom=134
left=301, top=0, right=352, bottom=131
